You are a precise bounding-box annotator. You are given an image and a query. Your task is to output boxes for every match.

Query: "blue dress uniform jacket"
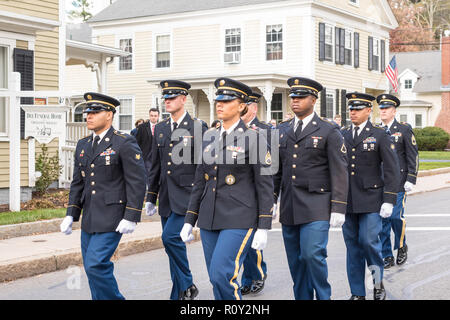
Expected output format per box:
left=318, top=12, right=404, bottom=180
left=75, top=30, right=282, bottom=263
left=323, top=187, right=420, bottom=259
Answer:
left=341, top=121, right=400, bottom=213
left=273, top=113, right=349, bottom=225
left=147, top=112, right=208, bottom=217
left=379, top=119, right=419, bottom=192
left=66, top=127, right=147, bottom=233
left=185, top=120, right=274, bottom=230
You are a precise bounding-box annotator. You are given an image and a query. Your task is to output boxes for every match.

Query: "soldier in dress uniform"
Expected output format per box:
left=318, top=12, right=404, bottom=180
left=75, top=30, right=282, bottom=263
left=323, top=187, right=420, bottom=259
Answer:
left=273, top=77, right=349, bottom=300
left=146, top=80, right=208, bottom=300
left=341, top=92, right=400, bottom=300
left=239, top=91, right=271, bottom=295
left=60, top=92, right=147, bottom=300
left=377, top=94, right=418, bottom=268
left=180, top=77, right=274, bottom=300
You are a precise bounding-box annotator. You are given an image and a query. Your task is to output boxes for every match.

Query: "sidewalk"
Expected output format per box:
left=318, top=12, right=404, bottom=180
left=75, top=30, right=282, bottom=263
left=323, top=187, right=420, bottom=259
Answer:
left=0, top=169, right=449, bottom=283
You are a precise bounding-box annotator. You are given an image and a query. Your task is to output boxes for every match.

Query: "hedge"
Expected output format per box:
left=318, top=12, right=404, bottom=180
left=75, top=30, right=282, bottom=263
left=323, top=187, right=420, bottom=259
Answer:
left=413, top=127, right=450, bottom=151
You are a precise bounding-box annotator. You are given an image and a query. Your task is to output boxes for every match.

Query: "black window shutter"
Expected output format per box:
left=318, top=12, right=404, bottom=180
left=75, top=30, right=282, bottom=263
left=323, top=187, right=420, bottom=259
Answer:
left=335, top=89, right=340, bottom=115
left=335, top=27, right=340, bottom=64
left=368, top=36, right=373, bottom=71
left=320, top=87, right=327, bottom=118
left=13, top=48, right=34, bottom=139
left=354, top=32, right=359, bottom=68
left=339, top=28, right=345, bottom=65
left=341, top=89, right=347, bottom=127
left=319, top=23, right=325, bottom=61
left=380, top=40, right=386, bottom=72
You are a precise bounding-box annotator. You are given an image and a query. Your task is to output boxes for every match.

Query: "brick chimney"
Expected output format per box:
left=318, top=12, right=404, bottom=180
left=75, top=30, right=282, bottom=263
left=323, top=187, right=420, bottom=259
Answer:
left=434, top=30, right=450, bottom=148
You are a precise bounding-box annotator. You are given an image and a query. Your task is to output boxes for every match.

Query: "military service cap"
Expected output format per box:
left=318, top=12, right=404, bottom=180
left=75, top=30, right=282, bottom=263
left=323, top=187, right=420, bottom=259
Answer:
left=247, top=92, right=262, bottom=104
left=160, top=80, right=191, bottom=99
left=214, top=77, right=252, bottom=102
left=287, top=77, right=323, bottom=98
left=376, top=94, right=400, bottom=109
left=83, top=92, right=119, bottom=114
left=346, top=92, right=376, bottom=110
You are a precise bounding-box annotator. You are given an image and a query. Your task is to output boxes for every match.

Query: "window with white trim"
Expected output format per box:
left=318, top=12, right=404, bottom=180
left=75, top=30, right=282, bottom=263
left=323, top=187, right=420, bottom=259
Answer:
left=324, top=25, right=333, bottom=62
left=325, top=93, right=334, bottom=119
left=266, top=24, right=283, bottom=61
left=404, top=79, right=413, bottom=89
left=271, top=93, right=283, bottom=123
left=415, top=114, right=422, bottom=128
left=0, top=45, right=8, bottom=135
left=156, top=35, right=170, bottom=68
left=119, top=38, right=133, bottom=71
left=225, top=28, right=241, bottom=53
left=118, top=98, right=133, bottom=131
left=344, top=30, right=352, bottom=65
left=372, top=38, right=380, bottom=71
left=400, top=114, right=407, bottom=123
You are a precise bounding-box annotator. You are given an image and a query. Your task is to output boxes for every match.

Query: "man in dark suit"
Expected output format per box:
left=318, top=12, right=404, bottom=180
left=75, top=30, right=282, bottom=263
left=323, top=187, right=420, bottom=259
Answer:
left=377, top=94, right=419, bottom=268
left=239, top=91, right=272, bottom=295
left=60, top=92, right=146, bottom=300
left=341, top=92, right=400, bottom=300
left=146, top=80, right=208, bottom=300
left=135, top=108, right=159, bottom=172
left=273, top=77, right=349, bottom=300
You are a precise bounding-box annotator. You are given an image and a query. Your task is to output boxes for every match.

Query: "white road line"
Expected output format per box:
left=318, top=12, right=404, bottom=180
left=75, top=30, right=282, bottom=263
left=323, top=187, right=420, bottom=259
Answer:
left=404, top=214, right=450, bottom=217
left=270, top=227, right=450, bottom=232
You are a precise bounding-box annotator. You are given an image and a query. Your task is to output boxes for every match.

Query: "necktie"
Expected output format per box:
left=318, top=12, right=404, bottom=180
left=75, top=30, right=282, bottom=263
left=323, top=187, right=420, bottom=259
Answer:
left=295, top=120, right=303, bottom=139
left=173, top=122, right=178, bottom=132
left=151, top=124, right=155, bottom=136
left=383, top=125, right=391, bottom=135
left=93, top=135, right=100, bottom=154
left=353, top=126, right=360, bottom=141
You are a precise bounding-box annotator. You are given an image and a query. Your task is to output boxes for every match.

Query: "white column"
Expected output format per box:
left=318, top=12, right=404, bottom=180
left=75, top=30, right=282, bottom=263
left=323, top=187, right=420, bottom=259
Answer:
left=202, top=84, right=216, bottom=126
left=101, top=55, right=107, bottom=94
left=9, top=72, right=21, bottom=212
left=259, top=81, right=275, bottom=123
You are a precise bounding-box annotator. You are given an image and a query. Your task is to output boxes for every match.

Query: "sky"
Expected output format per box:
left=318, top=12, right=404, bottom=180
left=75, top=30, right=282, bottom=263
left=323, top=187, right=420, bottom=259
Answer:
left=65, top=0, right=113, bottom=22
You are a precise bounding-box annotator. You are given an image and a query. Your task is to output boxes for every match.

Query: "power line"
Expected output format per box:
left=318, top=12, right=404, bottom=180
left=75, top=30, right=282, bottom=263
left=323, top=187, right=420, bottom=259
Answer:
left=391, top=41, right=450, bottom=45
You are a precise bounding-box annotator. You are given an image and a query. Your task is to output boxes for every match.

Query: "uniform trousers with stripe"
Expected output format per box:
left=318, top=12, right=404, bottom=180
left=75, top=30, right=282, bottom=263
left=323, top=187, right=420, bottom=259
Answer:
left=241, top=248, right=267, bottom=287
left=200, top=228, right=255, bottom=300
left=282, top=221, right=331, bottom=300
left=380, top=192, right=407, bottom=259
left=161, top=212, right=194, bottom=300
left=81, top=231, right=125, bottom=300
left=343, top=212, right=384, bottom=297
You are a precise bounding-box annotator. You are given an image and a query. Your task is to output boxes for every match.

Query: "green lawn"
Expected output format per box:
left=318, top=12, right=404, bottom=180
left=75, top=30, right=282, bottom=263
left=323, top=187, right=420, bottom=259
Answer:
left=419, top=151, right=450, bottom=160
left=0, top=208, right=66, bottom=226
left=419, top=162, right=450, bottom=171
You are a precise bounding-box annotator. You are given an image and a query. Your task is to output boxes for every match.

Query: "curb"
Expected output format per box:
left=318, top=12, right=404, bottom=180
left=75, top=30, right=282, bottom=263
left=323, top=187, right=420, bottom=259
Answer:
left=0, top=228, right=200, bottom=283
left=417, top=167, right=450, bottom=177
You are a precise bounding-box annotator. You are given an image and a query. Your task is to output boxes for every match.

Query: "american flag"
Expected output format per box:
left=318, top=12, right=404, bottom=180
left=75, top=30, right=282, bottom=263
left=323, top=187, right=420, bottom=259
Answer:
left=385, top=56, right=399, bottom=93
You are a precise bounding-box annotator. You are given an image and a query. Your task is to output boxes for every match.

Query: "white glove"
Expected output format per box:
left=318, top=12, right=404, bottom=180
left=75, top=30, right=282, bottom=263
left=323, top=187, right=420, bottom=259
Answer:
left=60, top=216, right=74, bottom=235
left=251, top=229, right=268, bottom=251
left=404, top=181, right=414, bottom=193
left=145, top=202, right=157, bottom=216
left=115, top=219, right=137, bottom=234
left=180, top=223, right=194, bottom=243
left=330, top=212, right=345, bottom=228
left=379, top=203, right=394, bottom=218
left=272, top=203, right=278, bottom=221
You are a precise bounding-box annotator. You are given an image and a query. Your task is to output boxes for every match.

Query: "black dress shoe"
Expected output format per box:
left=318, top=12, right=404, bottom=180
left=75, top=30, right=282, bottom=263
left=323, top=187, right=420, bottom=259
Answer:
left=250, top=274, right=267, bottom=294
left=349, top=295, right=366, bottom=300
left=179, top=284, right=199, bottom=300
left=384, top=256, right=395, bottom=269
left=373, top=282, right=386, bottom=300
left=397, top=244, right=408, bottom=265
left=240, top=285, right=252, bottom=296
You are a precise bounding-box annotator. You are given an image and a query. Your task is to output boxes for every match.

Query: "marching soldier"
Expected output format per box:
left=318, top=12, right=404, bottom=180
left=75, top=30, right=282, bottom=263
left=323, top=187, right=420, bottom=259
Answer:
left=60, top=92, right=146, bottom=300
left=240, top=91, right=271, bottom=295
left=146, top=80, right=207, bottom=300
left=180, top=78, right=274, bottom=300
left=377, top=94, right=419, bottom=268
left=273, top=77, right=349, bottom=300
left=341, top=92, right=400, bottom=300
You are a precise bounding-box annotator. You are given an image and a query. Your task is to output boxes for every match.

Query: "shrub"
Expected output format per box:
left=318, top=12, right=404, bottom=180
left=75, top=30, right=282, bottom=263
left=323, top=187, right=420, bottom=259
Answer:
left=414, top=127, right=450, bottom=151
left=35, top=144, right=63, bottom=194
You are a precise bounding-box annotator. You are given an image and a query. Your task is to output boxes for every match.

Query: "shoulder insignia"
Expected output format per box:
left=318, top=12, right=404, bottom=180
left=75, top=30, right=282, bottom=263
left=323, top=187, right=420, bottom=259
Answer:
left=114, top=130, right=127, bottom=138
left=411, top=135, right=417, bottom=146
left=341, top=143, right=347, bottom=154
left=265, top=151, right=272, bottom=165
left=136, top=154, right=141, bottom=160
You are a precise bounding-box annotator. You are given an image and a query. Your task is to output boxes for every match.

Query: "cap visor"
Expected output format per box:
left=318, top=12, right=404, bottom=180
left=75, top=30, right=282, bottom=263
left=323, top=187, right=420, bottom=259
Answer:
left=215, top=95, right=238, bottom=101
